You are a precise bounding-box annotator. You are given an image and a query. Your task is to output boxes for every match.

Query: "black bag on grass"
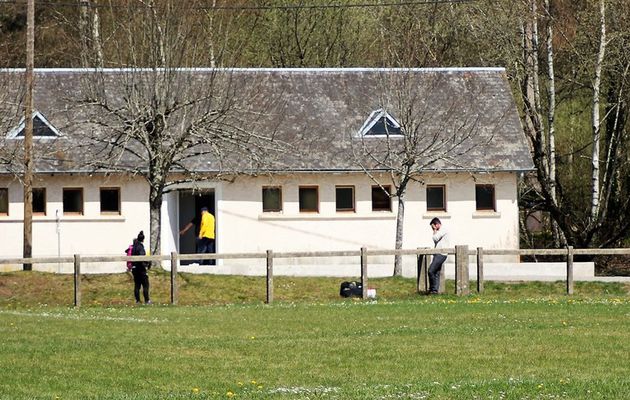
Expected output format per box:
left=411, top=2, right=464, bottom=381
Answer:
left=339, top=281, right=363, bottom=298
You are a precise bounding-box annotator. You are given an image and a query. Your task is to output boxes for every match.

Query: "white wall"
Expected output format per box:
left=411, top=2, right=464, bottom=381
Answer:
left=0, top=174, right=149, bottom=272
left=215, top=172, right=520, bottom=267
left=161, top=191, right=179, bottom=256
left=1, top=171, right=520, bottom=272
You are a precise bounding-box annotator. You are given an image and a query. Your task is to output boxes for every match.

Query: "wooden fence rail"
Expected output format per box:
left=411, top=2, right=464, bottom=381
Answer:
left=2, top=246, right=629, bottom=307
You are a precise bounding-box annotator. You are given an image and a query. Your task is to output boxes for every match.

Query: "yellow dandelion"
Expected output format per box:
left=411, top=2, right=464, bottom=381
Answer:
left=250, top=336, right=255, bottom=340
left=227, top=391, right=235, bottom=398
left=251, top=380, right=257, bottom=385
left=237, top=381, right=244, bottom=386
left=257, top=385, right=263, bottom=390
left=192, top=387, right=200, bottom=394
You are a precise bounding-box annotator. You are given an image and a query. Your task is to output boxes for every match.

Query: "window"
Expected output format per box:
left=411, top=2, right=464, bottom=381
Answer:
left=63, top=188, right=83, bottom=215
left=476, top=184, right=496, bottom=211
left=335, top=186, right=355, bottom=212
left=358, top=109, right=403, bottom=137
left=33, top=188, right=46, bottom=215
left=371, top=185, right=391, bottom=211
left=0, top=188, right=8, bottom=215
left=299, top=186, right=319, bottom=213
left=262, top=186, right=282, bottom=212
left=9, top=111, right=61, bottom=139
left=426, top=185, right=446, bottom=211
left=100, top=187, right=121, bottom=214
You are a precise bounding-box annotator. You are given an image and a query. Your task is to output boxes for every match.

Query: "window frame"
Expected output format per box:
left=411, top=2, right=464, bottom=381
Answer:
left=298, top=186, right=319, bottom=213
left=262, top=186, right=283, bottom=213
left=100, top=187, right=121, bottom=215
left=335, top=185, right=355, bottom=212
left=32, top=187, right=46, bottom=215
left=475, top=184, right=496, bottom=211
left=0, top=188, right=8, bottom=216
left=358, top=109, right=403, bottom=137
left=7, top=111, right=61, bottom=140
left=426, top=184, right=446, bottom=212
left=62, top=187, right=84, bottom=215
left=371, top=185, right=392, bottom=212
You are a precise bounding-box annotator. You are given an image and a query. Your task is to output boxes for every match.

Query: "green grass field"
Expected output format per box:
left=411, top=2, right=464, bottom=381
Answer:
left=1, top=272, right=629, bottom=399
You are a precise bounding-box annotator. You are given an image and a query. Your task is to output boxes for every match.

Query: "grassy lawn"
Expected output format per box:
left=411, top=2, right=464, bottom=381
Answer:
left=1, top=272, right=629, bottom=399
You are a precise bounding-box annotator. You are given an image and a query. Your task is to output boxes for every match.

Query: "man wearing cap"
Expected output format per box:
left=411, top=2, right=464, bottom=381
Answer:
left=197, top=207, right=216, bottom=265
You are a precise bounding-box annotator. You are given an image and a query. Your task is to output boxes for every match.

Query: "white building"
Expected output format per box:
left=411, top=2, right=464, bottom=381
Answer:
left=0, top=68, right=533, bottom=274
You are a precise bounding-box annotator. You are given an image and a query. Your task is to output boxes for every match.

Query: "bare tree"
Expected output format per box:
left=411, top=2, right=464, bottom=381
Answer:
left=0, top=73, right=24, bottom=170
left=250, top=0, right=369, bottom=67
left=352, top=70, right=504, bottom=276
left=517, top=0, right=630, bottom=248
left=70, top=1, right=283, bottom=257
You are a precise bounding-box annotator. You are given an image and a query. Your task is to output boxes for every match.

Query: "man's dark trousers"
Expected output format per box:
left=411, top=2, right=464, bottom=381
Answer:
left=428, top=254, right=447, bottom=293
left=197, top=237, right=215, bottom=265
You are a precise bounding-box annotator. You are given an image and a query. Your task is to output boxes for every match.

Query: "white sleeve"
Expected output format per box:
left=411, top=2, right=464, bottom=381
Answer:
left=432, top=228, right=449, bottom=249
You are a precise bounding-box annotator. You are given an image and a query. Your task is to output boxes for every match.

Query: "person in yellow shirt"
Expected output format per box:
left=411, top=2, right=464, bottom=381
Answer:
left=197, top=207, right=215, bottom=265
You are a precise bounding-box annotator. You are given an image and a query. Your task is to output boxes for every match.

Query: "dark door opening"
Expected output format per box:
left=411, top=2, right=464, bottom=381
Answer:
left=179, top=190, right=215, bottom=265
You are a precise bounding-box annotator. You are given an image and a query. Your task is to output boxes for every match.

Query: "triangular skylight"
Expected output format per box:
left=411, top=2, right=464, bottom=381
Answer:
left=7, top=111, right=61, bottom=139
left=357, top=109, right=402, bottom=137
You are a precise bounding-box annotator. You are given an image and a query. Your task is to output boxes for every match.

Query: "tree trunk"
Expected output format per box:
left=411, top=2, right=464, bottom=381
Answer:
left=22, top=0, right=35, bottom=271
left=393, top=190, right=405, bottom=276
left=590, top=0, right=606, bottom=224
left=79, top=0, right=89, bottom=67
left=208, top=0, right=217, bottom=68
left=149, top=185, right=163, bottom=263
left=79, top=0, right=103, bottom=68
left=91, top=1, right=104, bottom=68
left=544, top=0, right=563, bottom=246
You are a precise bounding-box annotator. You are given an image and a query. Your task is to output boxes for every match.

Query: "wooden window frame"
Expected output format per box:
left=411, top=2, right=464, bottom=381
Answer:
left=426, top=184, right=446, bottom=212
left=100, top=187, right=121, bottom=215
left=335, top=185, right=355, bottom=212
left=371, top=185, right=392, bottom=212
left=33, top=187, right=46, bottom=215
left=0, top=188, right=8, bottom=216
left=262, top=186, right=283, bottom=212
left=62, top=188, right=84, bottom=215
left=475, top=184, right=496, bottom=211
left=298, top=186, right=319, bottom=213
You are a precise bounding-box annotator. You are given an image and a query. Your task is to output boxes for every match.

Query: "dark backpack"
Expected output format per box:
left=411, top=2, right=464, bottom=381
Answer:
left=339, top=281, right=363, bottom=298
left=131, top=242, right=150, bottom=270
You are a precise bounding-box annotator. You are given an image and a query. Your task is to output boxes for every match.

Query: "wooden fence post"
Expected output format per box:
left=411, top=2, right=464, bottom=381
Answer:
left=476, top=247, right=484, bottom=293
left=170, top=252, right=178, bottom=305
left=438, top=254, right=446, bottom=294
left=73, top=254, right=81, bottom=307
left=416, top=248, right=428, bottom=293
left=360, top=247, right=368, bottom=299
left=455, top=245, right=470, bottom=296
left=266, top=250, right=274, bottom=304
left=566, top=246, right=574, bottom=295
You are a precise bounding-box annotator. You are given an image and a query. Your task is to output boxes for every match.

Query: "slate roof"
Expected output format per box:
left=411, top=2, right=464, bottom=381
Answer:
left=0, top=68, right=533, bottom=174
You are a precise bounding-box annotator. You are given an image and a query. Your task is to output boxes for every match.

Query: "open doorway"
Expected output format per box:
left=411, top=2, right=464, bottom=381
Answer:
left=178, top=190, right=215, bottom=265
